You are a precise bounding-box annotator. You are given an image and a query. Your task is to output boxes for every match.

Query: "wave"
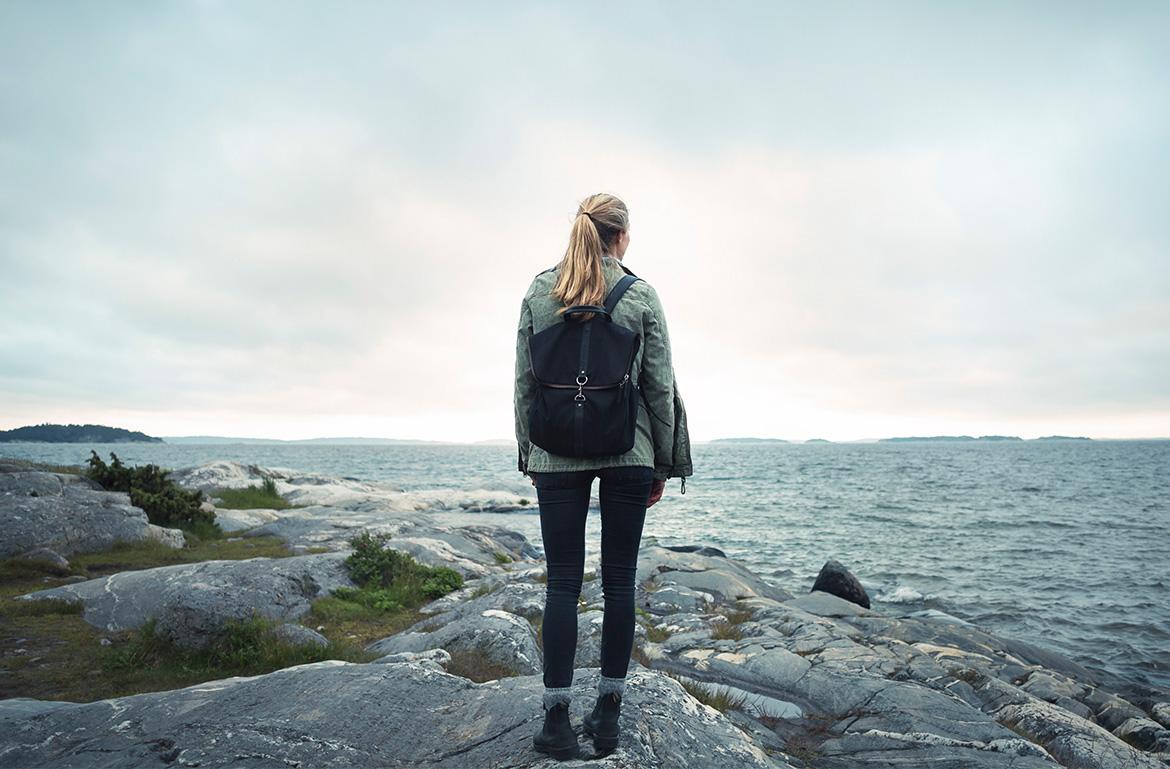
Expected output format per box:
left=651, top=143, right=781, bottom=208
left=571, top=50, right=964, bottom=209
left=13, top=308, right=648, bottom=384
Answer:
left=875, top=585, right=927, bottom=604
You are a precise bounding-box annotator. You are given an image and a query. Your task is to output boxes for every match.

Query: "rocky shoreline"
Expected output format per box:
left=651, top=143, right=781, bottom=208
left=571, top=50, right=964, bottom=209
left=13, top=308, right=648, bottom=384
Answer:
left=2, top=459, right=1169, bottom=767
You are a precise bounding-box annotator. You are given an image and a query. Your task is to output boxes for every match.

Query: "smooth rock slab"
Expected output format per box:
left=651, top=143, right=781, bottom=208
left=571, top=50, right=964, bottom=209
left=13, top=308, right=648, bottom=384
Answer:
left=366, top=609, right=543, bottom=675
left=0, top=662, right=786, bottom=768
left=1, top=470, right=185, bottom=558
left=16, top=552, right=353, bottom=648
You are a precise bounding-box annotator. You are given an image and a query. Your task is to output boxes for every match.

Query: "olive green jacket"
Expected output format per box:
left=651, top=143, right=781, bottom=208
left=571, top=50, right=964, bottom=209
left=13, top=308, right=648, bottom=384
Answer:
left=514, top=255, right=693, bottom=491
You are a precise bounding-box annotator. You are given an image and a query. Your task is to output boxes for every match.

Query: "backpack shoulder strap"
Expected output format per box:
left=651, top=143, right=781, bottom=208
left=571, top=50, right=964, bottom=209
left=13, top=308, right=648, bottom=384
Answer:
left=535, top=264, right=558, bottom=278
left=603, top=274, right=641, bottom=315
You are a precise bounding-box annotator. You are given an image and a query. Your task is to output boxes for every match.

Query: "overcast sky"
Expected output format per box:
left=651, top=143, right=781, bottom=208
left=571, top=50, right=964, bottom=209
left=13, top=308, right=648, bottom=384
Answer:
left=2, top=1, right=1168, bottom=442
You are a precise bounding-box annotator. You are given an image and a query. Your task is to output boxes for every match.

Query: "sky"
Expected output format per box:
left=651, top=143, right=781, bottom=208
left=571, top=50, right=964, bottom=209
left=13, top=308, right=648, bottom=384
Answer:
left=1, top=1, right=1168, bottom=442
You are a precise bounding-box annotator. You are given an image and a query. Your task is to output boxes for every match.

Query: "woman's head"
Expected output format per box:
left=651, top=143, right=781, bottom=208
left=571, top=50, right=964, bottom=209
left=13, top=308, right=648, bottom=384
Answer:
left=552, top=193, right=630, bottom=317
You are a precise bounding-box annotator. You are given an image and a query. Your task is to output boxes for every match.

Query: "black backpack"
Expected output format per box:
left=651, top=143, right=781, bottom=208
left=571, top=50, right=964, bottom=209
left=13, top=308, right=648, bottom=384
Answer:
left=527, top=272, right=643, bottom=457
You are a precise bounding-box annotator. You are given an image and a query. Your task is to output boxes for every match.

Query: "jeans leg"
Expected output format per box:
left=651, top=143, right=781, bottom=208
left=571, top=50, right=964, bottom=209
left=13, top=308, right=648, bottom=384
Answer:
left=596, top=465, right=652, bottom=692
left=533, top=470, right=594, bottom=698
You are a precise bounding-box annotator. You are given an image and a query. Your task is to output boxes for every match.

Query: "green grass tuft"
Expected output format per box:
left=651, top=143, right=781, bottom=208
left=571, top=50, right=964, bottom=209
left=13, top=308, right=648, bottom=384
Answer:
left=213, top=476, right=292, bottom=510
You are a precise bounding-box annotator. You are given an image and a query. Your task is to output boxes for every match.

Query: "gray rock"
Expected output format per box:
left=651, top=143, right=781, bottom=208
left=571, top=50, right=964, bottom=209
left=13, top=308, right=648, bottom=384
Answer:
left=0, top=663, right=783, bottom=768
left=15, top=552, right=353, bottom=648
left=1018, top=669, right=1086, bottom=702
left=172, top=459, right=535, bottom=515
left=997, top=700, right=1166, bottom=767
left=642, top=583, right=714, bottom=614
left=636, top=539, right=793, bottom=605
left=372, top=648, right=452, bottom=667
left=1, top=469, right=185, bottom=558
left=971, top=674, right=1165, bottom=768
left=1096, top=698, right=1150, bottom=731
left=782, top=591, right=874, bottom=618
left=572, top=609, right=648, bottom=668
left=272, top=623, right=329, bottom=648
left=366, top=609, right=542, bottom=676
left=1113, top=716, right=1170, bottom=752
left=811, top=559, right=871, bottom=609
left=12, top=546, right=70, bottom=571
left=404, top=581, right=545, bottom=633
left=1152, top=701, right=1170, bottom=729
left=211, top=507, right=280, bottom=532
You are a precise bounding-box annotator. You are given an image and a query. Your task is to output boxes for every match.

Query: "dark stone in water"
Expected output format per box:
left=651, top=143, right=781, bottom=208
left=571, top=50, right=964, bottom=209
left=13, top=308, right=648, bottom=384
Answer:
left=663, top=544, right=727, bottom=558
left=811, top=559, right=870, bottom=609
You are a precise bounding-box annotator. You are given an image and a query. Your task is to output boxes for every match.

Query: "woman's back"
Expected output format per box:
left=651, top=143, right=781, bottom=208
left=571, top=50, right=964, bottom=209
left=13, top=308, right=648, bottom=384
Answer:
left=515, top=254, right=692, bottom=486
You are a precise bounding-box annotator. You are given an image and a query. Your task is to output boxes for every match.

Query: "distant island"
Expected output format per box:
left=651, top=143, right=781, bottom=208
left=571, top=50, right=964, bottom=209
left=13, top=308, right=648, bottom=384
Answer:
left=162, top=436, right=449, bottom=445
left=0, top=423, right=163, bottom=443
left=1034, top=435, right=1092, bottom=441
left=708, top=437, right=790, bottom=444
left=804, top=438, right=833, bottom=444
left=880, top=435, right=1024, bottom=443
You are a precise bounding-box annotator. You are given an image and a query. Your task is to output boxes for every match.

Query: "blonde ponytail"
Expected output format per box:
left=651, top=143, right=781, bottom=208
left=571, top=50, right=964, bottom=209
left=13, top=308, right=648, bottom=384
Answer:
left=552, top=193, right=629, bottom=321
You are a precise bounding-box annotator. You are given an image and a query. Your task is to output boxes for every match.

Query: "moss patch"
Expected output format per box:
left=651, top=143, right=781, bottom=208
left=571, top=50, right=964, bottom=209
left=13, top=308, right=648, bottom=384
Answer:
left=445, top=647, right=523, bottom=682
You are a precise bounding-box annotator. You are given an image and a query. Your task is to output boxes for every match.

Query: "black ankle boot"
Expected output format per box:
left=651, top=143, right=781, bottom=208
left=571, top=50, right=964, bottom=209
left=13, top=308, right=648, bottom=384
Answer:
left=532, top=701, right=580, bottom=761
left=582, top=691, right=621, bottom=752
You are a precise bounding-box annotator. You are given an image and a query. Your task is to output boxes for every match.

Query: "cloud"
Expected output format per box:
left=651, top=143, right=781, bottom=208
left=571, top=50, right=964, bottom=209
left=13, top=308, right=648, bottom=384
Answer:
left=1, top=2, right=1168, bottom=440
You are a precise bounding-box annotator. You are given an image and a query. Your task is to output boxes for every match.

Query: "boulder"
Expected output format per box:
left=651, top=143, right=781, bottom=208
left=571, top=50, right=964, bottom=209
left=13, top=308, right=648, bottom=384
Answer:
left=1113, top=716, right=1170, bottom=752
left=272, top=623, right=329, bottom=648
left=0, top=662, right=782, bottom=768
left=636, top=539, right=793, bottom=605
left=12, top=546, right=70, bottom=571
left=811, top=559, right=870, bottom=609
left=366, top=609, right=542, bottom=676
left=210, top=507, right=280, bottom=532
left=0, top=469, right=185, bottom=558
left=15, top=552, right=353, bottom=648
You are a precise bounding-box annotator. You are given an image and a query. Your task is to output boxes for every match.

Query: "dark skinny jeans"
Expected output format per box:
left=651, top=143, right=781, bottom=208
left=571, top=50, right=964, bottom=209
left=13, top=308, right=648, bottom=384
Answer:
left=530, top=465, right=653, bottom=689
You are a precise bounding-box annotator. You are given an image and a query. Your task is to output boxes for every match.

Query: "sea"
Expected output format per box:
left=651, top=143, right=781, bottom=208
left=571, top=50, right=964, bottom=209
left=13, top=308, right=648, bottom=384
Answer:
left=3, top=439, right=1168, bottom=699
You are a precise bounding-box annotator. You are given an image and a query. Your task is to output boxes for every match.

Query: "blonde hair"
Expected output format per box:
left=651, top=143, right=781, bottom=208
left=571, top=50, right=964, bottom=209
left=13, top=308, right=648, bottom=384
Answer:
left=552, top=193, right=629, bottom=321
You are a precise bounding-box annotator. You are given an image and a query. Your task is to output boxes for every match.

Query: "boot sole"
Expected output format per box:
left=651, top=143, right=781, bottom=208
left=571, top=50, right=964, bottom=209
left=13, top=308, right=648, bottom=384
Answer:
left=533, top=740, right=580, bottom=760
left=582, top=723, right=618, bottom=751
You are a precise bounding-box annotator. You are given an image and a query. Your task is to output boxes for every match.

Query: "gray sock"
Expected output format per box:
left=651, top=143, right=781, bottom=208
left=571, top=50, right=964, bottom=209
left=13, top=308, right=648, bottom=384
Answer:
left=598, top=675, right=626, bottom=698
left=543, top=686, right=572, bottom=709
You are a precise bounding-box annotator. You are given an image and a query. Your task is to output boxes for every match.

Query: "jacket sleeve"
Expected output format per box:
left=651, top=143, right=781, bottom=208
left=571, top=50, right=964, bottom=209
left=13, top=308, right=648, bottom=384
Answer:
left=639, top=285, right=677, bottom=481
left=514, top=295, right=537, bottom=474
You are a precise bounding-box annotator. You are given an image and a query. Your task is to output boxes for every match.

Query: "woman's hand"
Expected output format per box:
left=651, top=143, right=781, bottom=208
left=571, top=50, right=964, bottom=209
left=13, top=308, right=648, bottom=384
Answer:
left=647, top=478, right=666, bottom=507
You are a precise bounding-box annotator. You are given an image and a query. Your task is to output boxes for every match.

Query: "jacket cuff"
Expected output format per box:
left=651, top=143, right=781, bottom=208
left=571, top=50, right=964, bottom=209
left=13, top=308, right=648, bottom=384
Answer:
left=652, top=467, right=670, bottom=481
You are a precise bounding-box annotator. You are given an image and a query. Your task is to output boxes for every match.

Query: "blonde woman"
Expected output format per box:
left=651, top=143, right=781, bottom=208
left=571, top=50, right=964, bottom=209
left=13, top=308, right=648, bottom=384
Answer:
left=514, top=192, right=693, bottom=758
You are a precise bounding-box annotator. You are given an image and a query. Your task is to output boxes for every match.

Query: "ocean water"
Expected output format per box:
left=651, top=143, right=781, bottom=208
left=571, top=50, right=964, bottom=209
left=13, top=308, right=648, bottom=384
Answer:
left=4, top=440, right=1168, bottom=697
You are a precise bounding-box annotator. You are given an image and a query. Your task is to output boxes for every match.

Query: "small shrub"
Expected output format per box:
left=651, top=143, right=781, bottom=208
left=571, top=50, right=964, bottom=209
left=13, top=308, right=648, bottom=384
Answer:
left=333, top=532, right=464, bottom=614
left=332, top=586, right=403, bottom=613
left=345, top=532, right=425, bottom=587
left=518, top=498, right=530, bottom=506
left=421, top=567, right=463, bottom=599
left=493, top=551, right=513, bottom=564
left=85, top=451, right=216, bottom=533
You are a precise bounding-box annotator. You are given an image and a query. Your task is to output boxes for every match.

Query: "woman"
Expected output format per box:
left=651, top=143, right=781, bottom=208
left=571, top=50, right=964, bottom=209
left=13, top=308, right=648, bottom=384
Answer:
left=514, top=192, right=693, bottom=759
